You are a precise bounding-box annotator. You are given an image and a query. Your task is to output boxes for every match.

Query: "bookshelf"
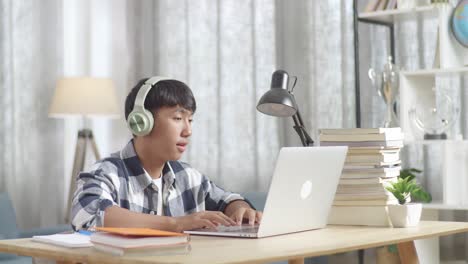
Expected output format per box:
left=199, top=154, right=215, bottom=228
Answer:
left=424, top=202, right=468, bottom=210
left=401, top=67, right=468, bottom=76
left=359, top=5, right=436, bottom=23
left=354, top=2, right=468, bottom=263
left=355, top=1, right=468, bottom=141
left=356, top=1, right=468, bottom=203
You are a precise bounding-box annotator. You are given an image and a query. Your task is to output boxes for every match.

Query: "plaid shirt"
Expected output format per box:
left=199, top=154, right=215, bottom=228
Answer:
left=71, top=140, right=246, bottom=230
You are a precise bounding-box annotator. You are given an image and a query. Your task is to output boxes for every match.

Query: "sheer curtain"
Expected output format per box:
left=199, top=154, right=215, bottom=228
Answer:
left=0, top=0, right=355, bottom=230
left=0, top=0, right=65, bottom=228
left=125, top=0, right=281, bottom=193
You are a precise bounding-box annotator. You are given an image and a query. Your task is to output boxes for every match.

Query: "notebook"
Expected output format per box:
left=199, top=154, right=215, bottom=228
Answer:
left=91, top=227, right=190, bottom=256
left=184, top=146, right=347, bottom=238
left=32, top=233, right=92, bottom=248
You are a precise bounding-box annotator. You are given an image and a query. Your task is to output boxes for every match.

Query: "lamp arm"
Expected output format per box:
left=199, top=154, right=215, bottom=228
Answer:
left=291, top=110, right=314, bottom=147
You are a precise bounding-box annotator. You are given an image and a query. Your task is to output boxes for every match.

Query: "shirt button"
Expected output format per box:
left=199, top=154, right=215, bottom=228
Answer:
left=150, top=211, right=155, bottom=215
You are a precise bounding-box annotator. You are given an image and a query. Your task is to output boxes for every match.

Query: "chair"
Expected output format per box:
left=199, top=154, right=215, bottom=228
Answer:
left=0, top=192, right=72, bottom=264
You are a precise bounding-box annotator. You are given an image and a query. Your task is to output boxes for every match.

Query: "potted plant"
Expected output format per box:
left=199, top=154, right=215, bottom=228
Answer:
left=385, top=168, right=432, bottom=227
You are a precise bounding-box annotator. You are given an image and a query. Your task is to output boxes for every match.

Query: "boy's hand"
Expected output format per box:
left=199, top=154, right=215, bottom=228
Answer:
left=174, top=211, right=236, bottom=232
left=225, top=200, right=263, bottom=225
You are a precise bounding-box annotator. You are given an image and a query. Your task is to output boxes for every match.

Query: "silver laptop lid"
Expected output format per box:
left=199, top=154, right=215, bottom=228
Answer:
left=257, top=146, right=347, bottom=238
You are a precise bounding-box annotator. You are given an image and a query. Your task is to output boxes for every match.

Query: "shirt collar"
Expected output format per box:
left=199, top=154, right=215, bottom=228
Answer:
left=120, top=140, right=176, bottom=192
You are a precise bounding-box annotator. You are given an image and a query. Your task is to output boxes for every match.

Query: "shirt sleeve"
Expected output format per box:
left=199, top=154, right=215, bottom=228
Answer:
left=202, top=175, right=251, bottom=212
left=70, top=166, right=118, bottom=230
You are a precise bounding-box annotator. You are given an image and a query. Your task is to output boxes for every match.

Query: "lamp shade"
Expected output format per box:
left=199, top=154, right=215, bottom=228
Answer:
left=49, top=77, right=119, bottom=118
left=256, top=70, right=298, bottom=117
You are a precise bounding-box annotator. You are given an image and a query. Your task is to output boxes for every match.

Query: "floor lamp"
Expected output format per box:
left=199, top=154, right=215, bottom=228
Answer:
left=49, top=77, right=119, bottom=223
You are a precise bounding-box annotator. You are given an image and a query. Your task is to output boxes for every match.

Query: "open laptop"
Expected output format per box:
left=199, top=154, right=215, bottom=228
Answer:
left=184, top=146, right=347, bottom=238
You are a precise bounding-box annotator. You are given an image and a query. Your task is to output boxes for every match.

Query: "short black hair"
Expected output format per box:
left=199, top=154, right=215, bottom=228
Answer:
left=125, top=78, right=197, bottom=120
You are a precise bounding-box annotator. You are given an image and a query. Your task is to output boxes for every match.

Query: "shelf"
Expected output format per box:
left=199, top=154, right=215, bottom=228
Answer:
left=401, top=67, right=468, bottom=77
left=423, top=202, right=468, bottom=210
left=358, top=5, right=436, bottom=24
left=404, top=139, right=467, bottom=146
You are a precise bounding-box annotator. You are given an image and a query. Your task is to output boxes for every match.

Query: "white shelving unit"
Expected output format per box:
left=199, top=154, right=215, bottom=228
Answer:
left=359, top=5, right=436, bottom=23
left=358, top=1, right=468, bottom=197
left=424, top=202, right=468, bottom=211
left=359, top=3, right=468, bottom=264
left=401, top=67, right=468, bottom=76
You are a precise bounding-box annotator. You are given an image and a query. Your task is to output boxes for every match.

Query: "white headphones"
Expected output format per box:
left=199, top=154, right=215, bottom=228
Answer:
left=127, top=76, right=169, bottom=136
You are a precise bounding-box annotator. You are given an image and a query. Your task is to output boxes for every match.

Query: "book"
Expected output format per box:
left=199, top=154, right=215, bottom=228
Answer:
left=339, top=177, right=398, bottom=185
left=91, top=228, right=190, bottom=247
left=334, top=192, right=394, bottom=200
left=319, top=127, right=401, bottom=135
left=338, top=181, right=394, bottom=189
left=345, top=152, right=400, bottom=163
left=363, top=0, right=382, bottom=12
left=341, top=169, right=400, bottom=179
left=90, top=227, right=190, bottom=256
left=94, top=227, right=187, bottom=237
left=328, top=206, right=391, bottom=226
left=93, top=241, right=191, bottom=256
left=333, top=198, right=398, bottom=206
left=32, top=233, right=92, bottom=248
left=319, top=132, right=404, bottom=142
left=386, top=0, right=397, bottom=9
left=343, top=165, right=401, bottom=173
left=376, top=0, right=389, bottom=10
left=320, top=140, right=403, bottom=148
left=336, top=189, right=390, bottom=195
left=343, top=160, right=401, bottom=169
left=347, top=147, right=400, bottom=155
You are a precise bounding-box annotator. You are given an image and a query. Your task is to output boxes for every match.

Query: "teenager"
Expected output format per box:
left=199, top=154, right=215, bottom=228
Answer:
left=71, top=77, right=262, bottom=232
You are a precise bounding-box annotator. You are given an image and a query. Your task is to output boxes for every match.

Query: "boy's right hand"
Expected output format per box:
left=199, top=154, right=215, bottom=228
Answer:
left=174, top=211, right=236, bottom=232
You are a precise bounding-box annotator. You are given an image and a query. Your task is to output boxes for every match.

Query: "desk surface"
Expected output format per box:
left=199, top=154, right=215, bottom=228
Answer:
left=1, top=221, right=468, bottom=264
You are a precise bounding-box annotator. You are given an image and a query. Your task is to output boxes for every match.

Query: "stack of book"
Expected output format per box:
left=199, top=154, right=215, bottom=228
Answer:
left=319, top=127, right=404, bottom=226
left=90, top=227, right=191, bottom=256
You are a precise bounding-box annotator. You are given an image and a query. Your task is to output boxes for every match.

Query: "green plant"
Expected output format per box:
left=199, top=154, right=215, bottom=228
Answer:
left=385, top=168, right=432, bottom=205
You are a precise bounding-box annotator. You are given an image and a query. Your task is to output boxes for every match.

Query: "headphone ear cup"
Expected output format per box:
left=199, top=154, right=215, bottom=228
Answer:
left=127, top=110, right=154, bottom=136
left=142, top=108, right=154, bottom=134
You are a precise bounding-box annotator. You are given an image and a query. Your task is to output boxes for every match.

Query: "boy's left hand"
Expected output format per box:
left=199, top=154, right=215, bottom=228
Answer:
left=225, top=200, right=262, bottom=225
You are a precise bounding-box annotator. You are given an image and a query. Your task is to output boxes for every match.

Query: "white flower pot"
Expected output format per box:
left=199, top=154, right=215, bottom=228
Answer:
left=388, top=203, right=422, bottom=227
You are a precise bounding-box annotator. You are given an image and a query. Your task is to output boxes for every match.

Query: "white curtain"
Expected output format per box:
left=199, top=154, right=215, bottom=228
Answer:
left=125, top=0, right=355, bottom=193
left=0, top=0, right=355, bottom=230
left=0, top=0, right=65, bottom=228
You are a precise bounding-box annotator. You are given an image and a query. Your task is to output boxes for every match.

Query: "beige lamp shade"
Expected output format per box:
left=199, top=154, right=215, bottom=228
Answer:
left=49, top=77, right=120, bottom=118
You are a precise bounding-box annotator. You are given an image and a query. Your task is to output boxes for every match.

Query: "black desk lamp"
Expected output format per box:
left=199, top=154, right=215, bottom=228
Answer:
left=257, top=70, right=314, bottom=147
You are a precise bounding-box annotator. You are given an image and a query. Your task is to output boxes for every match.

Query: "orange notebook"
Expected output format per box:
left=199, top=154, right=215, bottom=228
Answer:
left=95, top=227, right=185, bottom=237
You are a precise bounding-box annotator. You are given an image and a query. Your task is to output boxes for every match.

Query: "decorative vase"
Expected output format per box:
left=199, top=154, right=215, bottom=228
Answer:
left=388, top=203, right=422, bottom=227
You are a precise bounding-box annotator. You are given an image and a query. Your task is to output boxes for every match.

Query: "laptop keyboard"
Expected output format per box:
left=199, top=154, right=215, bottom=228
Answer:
left=215, top=224, right=259, bottom=233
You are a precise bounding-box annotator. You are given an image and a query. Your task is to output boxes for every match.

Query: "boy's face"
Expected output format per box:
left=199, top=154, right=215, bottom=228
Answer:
left=146, top=105, right=193, bottom=161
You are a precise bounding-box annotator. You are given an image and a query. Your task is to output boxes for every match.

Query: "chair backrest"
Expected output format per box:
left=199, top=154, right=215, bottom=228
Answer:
left=0, top=192, right=19, bottom=239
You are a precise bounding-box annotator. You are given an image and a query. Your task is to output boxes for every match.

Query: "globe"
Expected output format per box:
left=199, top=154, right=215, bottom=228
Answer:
left=452, top=0, right=468, bottom=47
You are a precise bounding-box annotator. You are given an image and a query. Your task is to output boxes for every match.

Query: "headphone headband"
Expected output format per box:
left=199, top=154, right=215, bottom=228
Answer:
left=134, top=76, right=170, bottom=109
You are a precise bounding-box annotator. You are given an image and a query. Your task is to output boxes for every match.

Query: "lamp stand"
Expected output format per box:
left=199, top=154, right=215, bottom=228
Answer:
left=292, top=110, right=314, bottom=147
left=65, top=129, right=100, bottom=223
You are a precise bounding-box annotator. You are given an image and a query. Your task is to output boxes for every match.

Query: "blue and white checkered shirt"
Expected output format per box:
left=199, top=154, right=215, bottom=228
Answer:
left=71, top=140, right=247, bottom=230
